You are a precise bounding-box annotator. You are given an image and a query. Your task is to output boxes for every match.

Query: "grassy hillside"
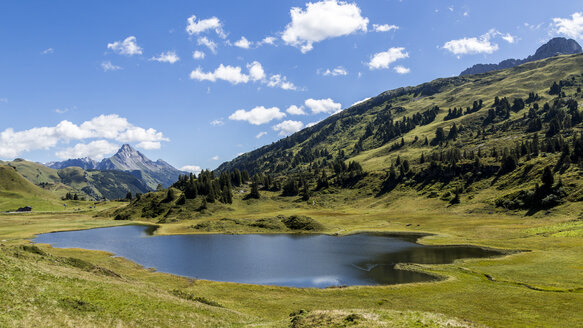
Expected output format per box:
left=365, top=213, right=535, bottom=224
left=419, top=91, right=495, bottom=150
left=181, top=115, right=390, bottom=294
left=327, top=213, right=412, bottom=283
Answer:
left=218, top=54, right=583, bottom=176
left=1, top=160, right=150, bottom=200
left=0, top=165, right=63, bottom=211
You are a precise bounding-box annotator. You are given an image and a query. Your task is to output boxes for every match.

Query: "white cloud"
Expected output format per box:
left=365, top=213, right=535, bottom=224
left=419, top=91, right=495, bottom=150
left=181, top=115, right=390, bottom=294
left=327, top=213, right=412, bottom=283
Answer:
left=260, top=36, right=277, bottom=45
left=190, top=62, right=296, bottom=90
left=0, top=114, right=168, bottom=159
left=553, top=12, right=583, bottom=40
left=524, top=22, right=543, bottom=31
left=247, top=61, right=266, bottom=81
left=234, top=36, right=252, bottom=49
left=286, top=105, right=307, bottom=115
left=373, top=24, right=398, bottom=32
left=272, top=120, right=304, bottom=136
left=351, top=97, right=371, bottom=107
left=501, top=33, right=515, bottom=44
left=256, top=131, right=268, bottom=139
left=186, top=15, right=226, bottom=38
left=229, top=106, right=286, bottom=125
left=107, top=36, right=142, bottom=56
left=136, top=141, right=161, bottom=150
left=101, top=61, right=122, bottom=72
left=306, top=121, right=321, bottom=128
left=211, top=155, right=219, bottom=161
left=41, top=48, right=54, bottom=55
left=210, top=119, right=224, bottom=126
left=197, top=37, right=218, bottom=54
left=282, top=0, right=369, bottom=53
left=367, top=47, right=409, bottom=70
left=319, top=66, right=348, bottom=76
left=267, top=74, right=298, bottom=90
left=55, top=140, right=119, bottom=160
left=190, top=64, right=250, bottom=84
left=305, top=98, right=342, bottom=114
left=442, top=30, right=504, bottom=55
left=393, top=65, right=410, bottom=74
left=463, top=11, right=469, bottom=17
left=193, top=50, right=206, bottom=59
left=181, top=165, right=202, bottom=175
left=55, top=108, right=69, bottom=114
left=149, top=51, right=180, bottom=64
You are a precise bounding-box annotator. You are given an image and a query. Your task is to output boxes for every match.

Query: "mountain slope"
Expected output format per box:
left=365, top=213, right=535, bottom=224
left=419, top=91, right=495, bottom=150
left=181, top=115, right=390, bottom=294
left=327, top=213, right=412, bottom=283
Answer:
left=217, top=53, right=583, bottom=176
left=46, top=157, right=97, bottom=170
left=459, top=37, right=581, bottom=76
left=0, top=165, right=62, bottom=211
left=49, top=144, right=184, bottom=190
left=3, top=159, right=150, bottom=200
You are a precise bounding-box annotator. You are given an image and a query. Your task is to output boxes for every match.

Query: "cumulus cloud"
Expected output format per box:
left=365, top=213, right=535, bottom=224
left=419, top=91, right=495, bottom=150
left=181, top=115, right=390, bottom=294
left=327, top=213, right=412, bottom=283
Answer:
left=319, top=66, right=348, bottom=76
left=229, top=106, right=286, bottom=125
left=210, top=119, right=224, bottom=126
left=273, top=120, right=304, bottom=136
left=393, top=65, right=410, bottom=74
left=282, top=0, right=369, bottom=53
left=267, top=74, right=298, bottom=90
left=286, top=105, right=307, bottom=115
left=190, top=64, right=250, bottom=84
left=149, top=51, right=180, bottom=64
left=553, top=12, right=583, bottom=40
left=107, top=36, right=142, bottom=56
left=260, top=36, right=277, bottom=45
left=55, top=140, right=119, bottom=160
left=41, top=48, right=54, bottom=55
left=211, top=155, right=219, bottom=161
left=136, top=141, right=161, bottom=150
left=197, top=37, right=218, bottom=54
left=190, top=62, right=297, bottom=90
left=247, top=61, right=266, bottom=81
left=305, top=98, right=342, bottom=114
left=186, top=15, right=226, bottom=38
left=101, top=61, right=122, bottom=72
left=367, top=47, right=408, bottom=70
left=193, top=50, right=206, bottom=59
left=501, top=33, right=515, bottom=44
left=0, top=114, right=169, bottom=159
left=256, top=131, right=268, bottom=139
left=234, top=36, right=252, bottom=49
left=180, top=165, right=202, bottom=175
left=442, top=30, right=513, bottom=56
left=373, top=24, right=398, bottom=32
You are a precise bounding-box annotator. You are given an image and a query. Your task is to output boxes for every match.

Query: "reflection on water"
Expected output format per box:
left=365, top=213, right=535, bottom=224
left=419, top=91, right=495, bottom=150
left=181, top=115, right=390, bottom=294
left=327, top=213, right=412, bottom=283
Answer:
left=34, top=225, right=504, bottom=288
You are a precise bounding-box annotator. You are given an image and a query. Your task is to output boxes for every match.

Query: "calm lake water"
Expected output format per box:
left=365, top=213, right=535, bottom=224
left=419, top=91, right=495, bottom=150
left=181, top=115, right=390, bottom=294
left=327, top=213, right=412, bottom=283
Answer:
left=34, top=225, right=503, bottom=288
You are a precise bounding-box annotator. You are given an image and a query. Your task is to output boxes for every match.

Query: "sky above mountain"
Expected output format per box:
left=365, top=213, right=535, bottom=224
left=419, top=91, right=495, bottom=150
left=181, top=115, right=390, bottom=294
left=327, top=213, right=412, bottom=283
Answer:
left=0, top=1, right=582, bottom=173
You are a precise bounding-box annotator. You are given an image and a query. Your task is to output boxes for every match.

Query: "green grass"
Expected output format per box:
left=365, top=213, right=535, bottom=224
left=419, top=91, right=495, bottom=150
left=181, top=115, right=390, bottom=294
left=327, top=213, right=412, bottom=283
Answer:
left=1, top=188, right=582, bottom=327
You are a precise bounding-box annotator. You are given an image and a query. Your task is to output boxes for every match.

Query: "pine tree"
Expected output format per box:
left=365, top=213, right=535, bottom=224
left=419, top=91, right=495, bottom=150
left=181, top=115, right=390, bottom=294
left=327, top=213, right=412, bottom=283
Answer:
left=542, top=166, right=554, bottom=188
left=247, top=181, right=260, bottom=199
left=301, top=181, right=311, bottom=201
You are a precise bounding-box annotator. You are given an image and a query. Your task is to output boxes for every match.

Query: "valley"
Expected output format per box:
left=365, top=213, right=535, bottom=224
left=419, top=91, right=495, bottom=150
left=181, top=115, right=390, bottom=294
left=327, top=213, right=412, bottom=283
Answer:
left=1, top=36, right=583, bottom=327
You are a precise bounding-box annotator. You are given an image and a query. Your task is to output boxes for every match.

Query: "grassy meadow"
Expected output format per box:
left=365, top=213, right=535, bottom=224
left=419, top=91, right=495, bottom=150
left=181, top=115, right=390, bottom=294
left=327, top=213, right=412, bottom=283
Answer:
left=0, top=187, right=582, bottom=327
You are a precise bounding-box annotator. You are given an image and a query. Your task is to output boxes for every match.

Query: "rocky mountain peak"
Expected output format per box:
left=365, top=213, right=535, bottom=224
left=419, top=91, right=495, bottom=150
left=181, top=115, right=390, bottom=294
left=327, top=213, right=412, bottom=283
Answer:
left=115, top=144, right=140, bottom=157
left=530, top=37, right=582, bottom=61
left=460, top=37, right=582, bottom=76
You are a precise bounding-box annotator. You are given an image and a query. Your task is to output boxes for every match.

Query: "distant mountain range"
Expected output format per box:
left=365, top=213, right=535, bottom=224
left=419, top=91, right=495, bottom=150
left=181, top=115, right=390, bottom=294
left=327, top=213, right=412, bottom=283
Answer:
left=459, top=37, right=582, bottom=76
left=47, top=144, right=185, bottom=190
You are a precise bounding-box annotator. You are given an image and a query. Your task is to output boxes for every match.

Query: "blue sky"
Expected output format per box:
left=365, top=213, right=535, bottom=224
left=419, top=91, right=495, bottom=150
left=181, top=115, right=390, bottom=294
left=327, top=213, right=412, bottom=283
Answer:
left=0, top=1, right=582, bottom=172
